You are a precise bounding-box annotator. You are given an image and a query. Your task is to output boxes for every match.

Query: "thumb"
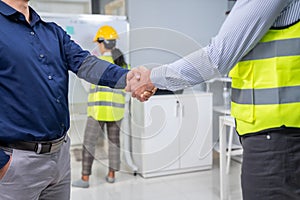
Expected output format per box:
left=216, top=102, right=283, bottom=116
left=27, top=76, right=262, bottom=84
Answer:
left=133, top=70, right=141, bottom=80
left=125, top=71, right=133, bottom=92
left=126, top=70, right=134, bottom=81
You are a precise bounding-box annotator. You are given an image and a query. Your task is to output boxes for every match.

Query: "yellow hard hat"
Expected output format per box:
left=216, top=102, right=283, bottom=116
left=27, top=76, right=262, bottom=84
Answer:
left=93, top=25, right=119, bottom=42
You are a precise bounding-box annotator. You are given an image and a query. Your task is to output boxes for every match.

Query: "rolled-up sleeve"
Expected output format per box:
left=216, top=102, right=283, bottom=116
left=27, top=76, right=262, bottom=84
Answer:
left=60, top=30, right=129, bottom=89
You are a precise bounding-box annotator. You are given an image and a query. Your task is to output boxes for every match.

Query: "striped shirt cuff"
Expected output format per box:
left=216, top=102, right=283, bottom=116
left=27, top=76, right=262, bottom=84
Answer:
left=150, top=66, right=168, bottom=90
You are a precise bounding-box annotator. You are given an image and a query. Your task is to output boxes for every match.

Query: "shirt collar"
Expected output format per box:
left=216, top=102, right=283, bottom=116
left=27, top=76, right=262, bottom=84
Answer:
left=0, top=1, right=18, bottom=16
left=0, top=1, right=42, bottom=25
left=29, top=7, right=42, bottom=25
left=102, top=52, right=112, bottom=56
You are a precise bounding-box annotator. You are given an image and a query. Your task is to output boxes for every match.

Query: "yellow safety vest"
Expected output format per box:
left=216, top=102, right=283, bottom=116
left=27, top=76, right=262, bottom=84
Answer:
left=229, top=20, right=300, bottom=135
left=87, top=55, right=129, bottom=121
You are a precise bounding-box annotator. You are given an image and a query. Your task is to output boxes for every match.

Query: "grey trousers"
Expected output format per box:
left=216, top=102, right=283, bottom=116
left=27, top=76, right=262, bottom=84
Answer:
left=0, top=137, right=71, bottom=200
left=82, top=117, right=121, bottom=175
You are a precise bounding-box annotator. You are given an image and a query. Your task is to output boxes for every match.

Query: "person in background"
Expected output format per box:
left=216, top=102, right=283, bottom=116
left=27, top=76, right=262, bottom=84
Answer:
left=72, top=25, right=129, bottom=188
left=126, top=0, right=300, bottom=199
left=0, top=1, right=146, bottom=199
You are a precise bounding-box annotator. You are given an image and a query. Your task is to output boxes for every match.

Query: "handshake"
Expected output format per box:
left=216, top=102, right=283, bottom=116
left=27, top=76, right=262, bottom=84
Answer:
left=125, top=66, right=157, bottom=102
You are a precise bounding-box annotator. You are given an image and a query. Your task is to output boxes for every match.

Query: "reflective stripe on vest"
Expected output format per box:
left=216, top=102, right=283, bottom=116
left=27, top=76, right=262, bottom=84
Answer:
left=89, top=87, right=126, bottom=95
left=231, top=86, right=300, bottom=105
left=241, top=37, right=300, bottom=61
left=87, top=55, right=128, bottom=121
left=229, top=21, right=300, bottom=135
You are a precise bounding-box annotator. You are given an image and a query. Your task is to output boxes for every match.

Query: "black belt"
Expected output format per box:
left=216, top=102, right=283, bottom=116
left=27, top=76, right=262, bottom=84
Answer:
left=0, top=135, right=67, bottom=154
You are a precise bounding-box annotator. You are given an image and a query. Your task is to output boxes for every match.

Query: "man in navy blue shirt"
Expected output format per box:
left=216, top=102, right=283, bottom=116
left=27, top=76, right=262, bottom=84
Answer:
left=0, top=0, right=139, bottom=199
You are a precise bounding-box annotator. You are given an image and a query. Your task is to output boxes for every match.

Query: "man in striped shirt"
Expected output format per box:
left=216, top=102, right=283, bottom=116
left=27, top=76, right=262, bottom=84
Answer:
left=127, top=0, right=300, bottom=199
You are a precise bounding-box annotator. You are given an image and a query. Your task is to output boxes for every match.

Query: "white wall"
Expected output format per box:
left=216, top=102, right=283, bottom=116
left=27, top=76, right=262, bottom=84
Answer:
left=127, top=0, right=227, bottom=70
left=30, top=0, right=91, bottom=14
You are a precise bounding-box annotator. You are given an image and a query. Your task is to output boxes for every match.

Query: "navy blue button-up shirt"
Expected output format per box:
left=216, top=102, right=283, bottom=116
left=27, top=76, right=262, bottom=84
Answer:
left=0, top=1, right=129, bottom=167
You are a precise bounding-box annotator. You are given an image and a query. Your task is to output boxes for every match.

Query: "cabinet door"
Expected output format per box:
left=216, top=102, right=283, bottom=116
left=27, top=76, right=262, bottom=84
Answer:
left=178, top=94, right=212, bottom=168
left=131, top=96, right=181, bottom=174
left=142, top=97, right=181, bottom=172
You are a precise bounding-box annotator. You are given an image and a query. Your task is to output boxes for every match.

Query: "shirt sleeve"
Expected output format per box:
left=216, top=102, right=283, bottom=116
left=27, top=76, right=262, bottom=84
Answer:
left=0, top=150, right=10, bottom=169
left=77, top=55, right=129, bottom=89
left=150, top=0, right=289, bottom=91
left=61, top=28, right=90, bottom=74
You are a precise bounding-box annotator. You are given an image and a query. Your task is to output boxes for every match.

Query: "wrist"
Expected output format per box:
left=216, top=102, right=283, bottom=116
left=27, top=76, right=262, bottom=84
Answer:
left=150, top=67, right=167, bottom=89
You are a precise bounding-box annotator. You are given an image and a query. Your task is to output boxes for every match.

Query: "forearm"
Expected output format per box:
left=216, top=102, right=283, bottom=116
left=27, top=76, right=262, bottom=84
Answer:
left=150, top=48, right=219, bottom=91
left=77, top=55, right=129, bottom=89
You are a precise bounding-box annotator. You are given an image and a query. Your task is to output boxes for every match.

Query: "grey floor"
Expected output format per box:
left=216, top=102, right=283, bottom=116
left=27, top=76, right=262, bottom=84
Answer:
left=70, top=150, right=242, bottom=200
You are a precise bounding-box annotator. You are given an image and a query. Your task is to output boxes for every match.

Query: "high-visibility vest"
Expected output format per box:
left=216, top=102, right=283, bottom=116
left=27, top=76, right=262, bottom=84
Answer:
left=229, top=21, right=300, bottom=135
left=87, top=55, right=129, bottom=121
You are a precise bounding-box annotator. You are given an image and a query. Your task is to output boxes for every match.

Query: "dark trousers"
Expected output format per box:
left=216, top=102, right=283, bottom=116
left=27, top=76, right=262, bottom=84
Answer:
left=82, top=117, right=121, bottom=175
left=241, top=129, right=300, bottom=200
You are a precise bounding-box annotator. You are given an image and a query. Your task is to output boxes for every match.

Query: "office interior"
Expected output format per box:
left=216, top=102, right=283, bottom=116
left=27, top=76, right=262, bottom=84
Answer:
left=29, top=0, right=242, bottom=199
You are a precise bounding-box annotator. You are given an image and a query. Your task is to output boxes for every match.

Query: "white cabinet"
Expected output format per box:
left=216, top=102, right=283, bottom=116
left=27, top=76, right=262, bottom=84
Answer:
left=131, top=92, right=212, bottom=178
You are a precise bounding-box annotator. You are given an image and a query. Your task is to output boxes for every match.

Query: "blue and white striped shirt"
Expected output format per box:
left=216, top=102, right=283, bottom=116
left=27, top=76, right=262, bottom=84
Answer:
left=150, top=0, right=300, bottom=91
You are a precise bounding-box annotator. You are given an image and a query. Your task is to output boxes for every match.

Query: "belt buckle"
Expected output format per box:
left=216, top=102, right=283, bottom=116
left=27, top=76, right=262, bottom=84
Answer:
left=34, top=143, right=52, bottom=154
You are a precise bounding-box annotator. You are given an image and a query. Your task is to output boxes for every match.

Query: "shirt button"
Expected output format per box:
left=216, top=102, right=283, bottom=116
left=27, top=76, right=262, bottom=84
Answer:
left=266, top=135, right=271, bottom=140
left=30, top=31, right=35, bottom=35
left=48, top=75, right=52, bottom=80
left=40, top=54, right=44, bottom=58
left=56, top=99, right=60, bottom=103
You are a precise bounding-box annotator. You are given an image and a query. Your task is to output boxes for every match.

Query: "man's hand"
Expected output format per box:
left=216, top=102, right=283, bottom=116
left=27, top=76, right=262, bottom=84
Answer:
left=0, top=155, right=11, bottom=180
left=125, top=66, right=157, bottom=102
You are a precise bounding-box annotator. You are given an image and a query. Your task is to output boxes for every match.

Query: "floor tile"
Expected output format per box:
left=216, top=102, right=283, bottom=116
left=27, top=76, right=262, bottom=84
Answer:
left=70, top=149, right=242, bottom=200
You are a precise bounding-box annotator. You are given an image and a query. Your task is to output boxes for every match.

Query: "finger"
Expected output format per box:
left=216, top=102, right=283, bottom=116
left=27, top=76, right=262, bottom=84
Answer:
left=132, top=87, right=144, bottom=98
left=126, top=71, right=142, bottom=92
left=130, top=68, right=141, bottom=81
left=126, top=70, right=135, bottom=81
left=140, top=90, right=155, bottom=102
left=125, top=84, right=131, bottom=92
left=152, top=87, right=157, bottom=94
left=136, top=94, right=144, bottom=102
left=141, top=91, right=153, bottom=99
left=132, top=91, right=137, bottom=98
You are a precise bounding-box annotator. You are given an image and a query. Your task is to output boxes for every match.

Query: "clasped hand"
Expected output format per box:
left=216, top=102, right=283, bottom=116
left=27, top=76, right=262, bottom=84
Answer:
left=125, top=66, right=157, bottom=102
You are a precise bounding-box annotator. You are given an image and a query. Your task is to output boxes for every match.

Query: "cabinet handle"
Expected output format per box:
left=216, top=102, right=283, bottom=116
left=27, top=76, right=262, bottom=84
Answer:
left=176, top=100, right=184, bottom=117
left=176, top=100, right=180, bottom=117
